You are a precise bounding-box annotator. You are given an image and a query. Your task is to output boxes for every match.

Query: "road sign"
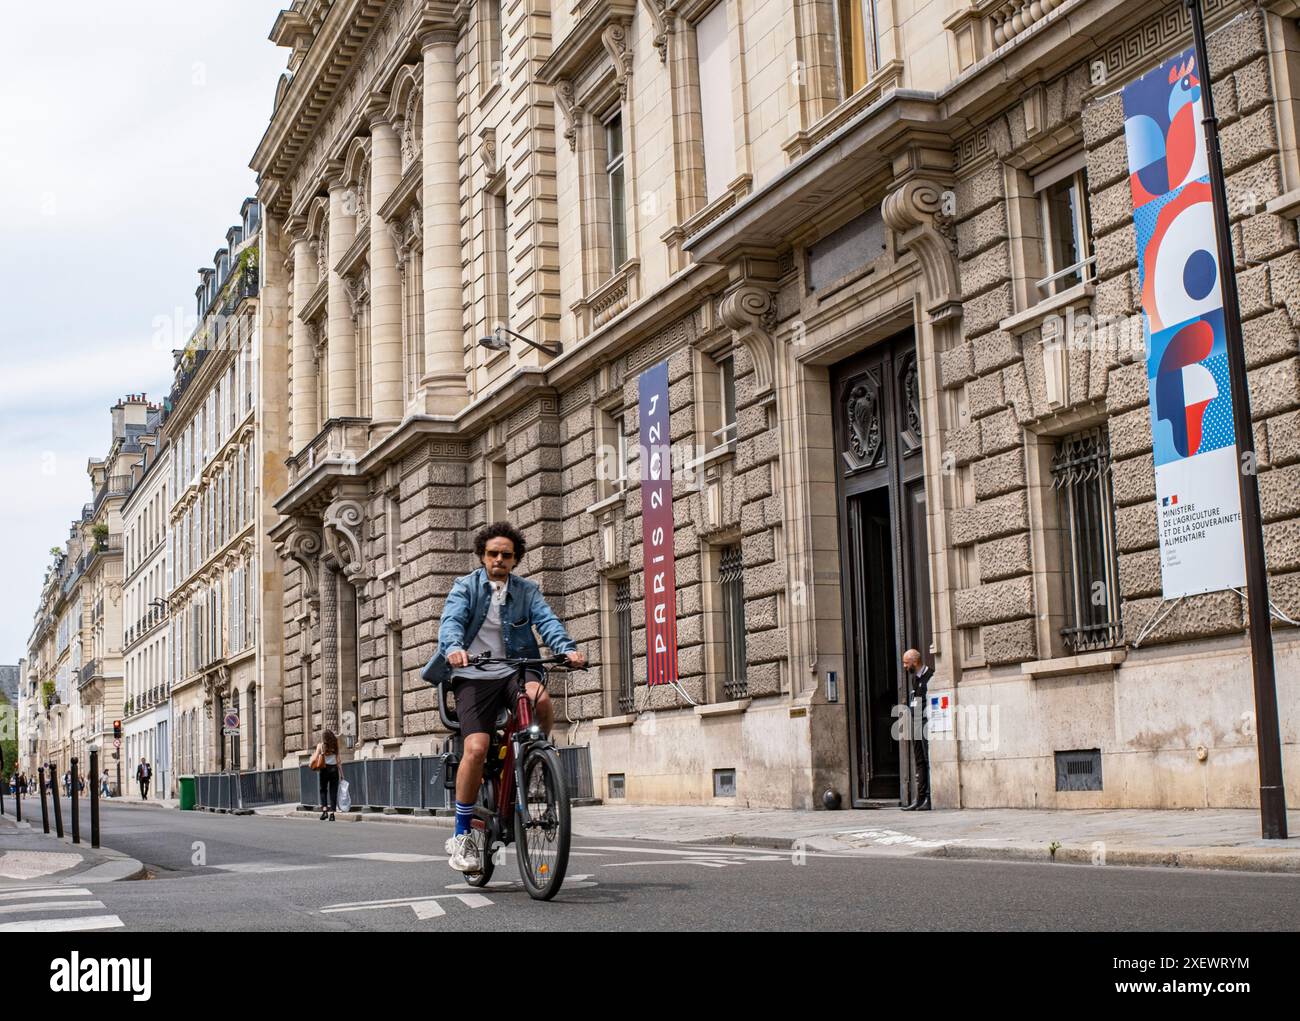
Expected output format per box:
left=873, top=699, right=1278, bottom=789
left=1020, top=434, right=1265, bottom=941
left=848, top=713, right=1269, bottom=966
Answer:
left=113, top=739, right=120, bottom=749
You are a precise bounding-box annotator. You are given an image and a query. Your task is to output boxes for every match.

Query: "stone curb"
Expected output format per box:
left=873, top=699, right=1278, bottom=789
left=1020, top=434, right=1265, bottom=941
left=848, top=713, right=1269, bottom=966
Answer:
left=920, top=841, right=1300, bottom=874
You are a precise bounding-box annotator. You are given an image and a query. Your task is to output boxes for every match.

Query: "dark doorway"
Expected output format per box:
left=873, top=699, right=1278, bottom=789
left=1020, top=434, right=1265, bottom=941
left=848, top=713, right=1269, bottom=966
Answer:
left=832, top=331, right=932, bottom=805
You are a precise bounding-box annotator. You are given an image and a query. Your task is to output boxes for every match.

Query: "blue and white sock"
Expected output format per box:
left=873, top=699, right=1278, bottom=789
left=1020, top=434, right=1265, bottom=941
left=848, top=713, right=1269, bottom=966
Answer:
left=454, top=801, right=475, bottom=837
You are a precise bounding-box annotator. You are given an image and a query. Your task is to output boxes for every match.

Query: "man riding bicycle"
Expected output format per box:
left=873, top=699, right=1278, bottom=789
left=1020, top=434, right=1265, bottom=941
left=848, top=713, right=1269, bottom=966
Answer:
left=425, top=522, right=585, bottom=873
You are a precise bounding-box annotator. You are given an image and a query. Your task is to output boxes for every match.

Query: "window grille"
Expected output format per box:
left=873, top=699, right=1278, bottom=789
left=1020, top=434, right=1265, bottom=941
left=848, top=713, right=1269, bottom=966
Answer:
left=616, top=579, right=634, bottom=713
left=1053, top=428, right=1122, bottom=652
left=720, top=545, right=748, bottom=699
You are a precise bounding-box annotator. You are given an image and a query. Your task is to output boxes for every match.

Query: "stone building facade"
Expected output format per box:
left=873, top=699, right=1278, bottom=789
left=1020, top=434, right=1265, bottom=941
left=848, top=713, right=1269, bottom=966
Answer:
left=251, top=0, right=1298, bottom=809
left=162, top=200, right=282, bottom=789
left=122, top=427, right=172, bottom=798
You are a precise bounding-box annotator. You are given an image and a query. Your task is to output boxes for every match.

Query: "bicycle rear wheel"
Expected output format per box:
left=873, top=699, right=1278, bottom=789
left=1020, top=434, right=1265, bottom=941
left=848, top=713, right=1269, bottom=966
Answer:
left=513, top=746, right=570, bottom=900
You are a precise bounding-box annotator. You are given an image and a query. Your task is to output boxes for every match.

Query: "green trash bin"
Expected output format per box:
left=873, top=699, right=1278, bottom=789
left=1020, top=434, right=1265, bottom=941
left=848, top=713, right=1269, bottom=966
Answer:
left=179, top=775, right=196, bottom=811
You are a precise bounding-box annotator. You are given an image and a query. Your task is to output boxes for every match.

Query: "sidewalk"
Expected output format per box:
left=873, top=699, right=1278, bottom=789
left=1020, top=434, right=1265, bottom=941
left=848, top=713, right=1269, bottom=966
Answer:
left=265, top=802, right=1300, bottom=874
left=0, top=811, right=144, bottom=889
left=107, top=794, right=178, bottom=809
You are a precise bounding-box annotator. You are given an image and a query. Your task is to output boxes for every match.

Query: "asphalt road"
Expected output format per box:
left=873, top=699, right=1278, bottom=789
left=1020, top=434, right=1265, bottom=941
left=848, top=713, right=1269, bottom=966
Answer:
left=15, top=801, right=1300, bottom=932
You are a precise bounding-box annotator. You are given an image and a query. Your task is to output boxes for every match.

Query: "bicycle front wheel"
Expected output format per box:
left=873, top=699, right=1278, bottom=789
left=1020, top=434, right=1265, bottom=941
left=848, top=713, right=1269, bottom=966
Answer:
left=513, top=746, right=570, bottom=900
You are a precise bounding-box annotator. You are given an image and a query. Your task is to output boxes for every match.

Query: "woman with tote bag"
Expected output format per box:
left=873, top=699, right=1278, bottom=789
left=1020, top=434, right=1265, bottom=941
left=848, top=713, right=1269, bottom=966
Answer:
left=312, top=730, right=341, bottom=821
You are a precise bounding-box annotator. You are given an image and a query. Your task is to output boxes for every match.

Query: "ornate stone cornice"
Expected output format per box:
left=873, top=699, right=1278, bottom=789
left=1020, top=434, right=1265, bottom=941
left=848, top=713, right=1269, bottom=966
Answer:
left=719, top=277, right=778, bottom=397
left=275, top=521, right=323, bottom=606
left=640, top=0, right=670, bottom=63
left=323, top=490, right=368, bottom=585
left=555, top=80, right=582, bottom=153
left=601, top=21, right=634, bottom=99
left=881, top=170, right=960, bottom=316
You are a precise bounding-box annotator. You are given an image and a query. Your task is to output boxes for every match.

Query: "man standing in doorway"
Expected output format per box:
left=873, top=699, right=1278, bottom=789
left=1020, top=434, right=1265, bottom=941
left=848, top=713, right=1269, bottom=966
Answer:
left=136, top=758, right=151, bottom=799
left=901, top=649, right=932, bottom=811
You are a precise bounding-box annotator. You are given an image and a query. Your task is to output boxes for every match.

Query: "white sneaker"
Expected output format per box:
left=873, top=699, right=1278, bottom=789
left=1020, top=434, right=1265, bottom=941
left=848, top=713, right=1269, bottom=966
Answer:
left=448, top=832, right=481, bottom=873
left=444, top=834, right=457, bottom=856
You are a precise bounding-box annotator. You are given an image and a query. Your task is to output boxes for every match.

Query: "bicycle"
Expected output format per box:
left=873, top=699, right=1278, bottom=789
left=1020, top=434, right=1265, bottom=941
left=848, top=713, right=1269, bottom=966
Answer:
left=437, top=653, right=577, bottom=901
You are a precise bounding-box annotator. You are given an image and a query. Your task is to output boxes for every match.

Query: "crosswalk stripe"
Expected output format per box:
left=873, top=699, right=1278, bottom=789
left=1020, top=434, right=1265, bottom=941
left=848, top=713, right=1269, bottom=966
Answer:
left=0, top=900, right=105, bottom=916
left=0, top=888, right=93, bottom=902
left=0, top=915, right=123, bottom=933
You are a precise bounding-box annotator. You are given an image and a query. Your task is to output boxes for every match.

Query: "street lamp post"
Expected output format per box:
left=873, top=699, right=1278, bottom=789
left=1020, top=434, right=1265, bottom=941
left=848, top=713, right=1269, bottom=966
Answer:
left=1186, top=0, right=1287, bottom=838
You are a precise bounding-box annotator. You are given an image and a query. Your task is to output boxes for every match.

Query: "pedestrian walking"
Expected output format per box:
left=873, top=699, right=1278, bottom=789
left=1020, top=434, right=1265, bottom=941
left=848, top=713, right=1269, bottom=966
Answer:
left=136, top=759, right=151, bottom=799
left=63, top=770, right=71, bottom=797
left=312, top=730, right=341, bottom=822
left=100, top=770, right=111, bottom=798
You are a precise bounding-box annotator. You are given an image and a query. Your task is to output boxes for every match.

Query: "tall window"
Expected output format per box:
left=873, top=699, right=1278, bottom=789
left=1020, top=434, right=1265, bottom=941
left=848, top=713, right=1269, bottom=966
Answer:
left=836, top=0, right=879, bottom=96
left=486, top=183, right=510, bottom=332
left=247, top=685, right=257, bottom=772
left=719, top=545, right=748, bottom=698
left=1053, top=428, right=1122, bottom=652
left=604, top=114, right=627, bottom=270
left=615, top=578, right=634, bottom=713
left=1035, top=155, right=1094, bottom=297
left=696, top=2, right=735, bottom=203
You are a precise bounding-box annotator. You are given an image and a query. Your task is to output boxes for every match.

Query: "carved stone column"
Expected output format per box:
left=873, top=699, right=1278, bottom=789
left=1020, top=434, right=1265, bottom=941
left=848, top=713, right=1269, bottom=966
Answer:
left=420, top=29, right=467, bottom=415
left=368, top=109, right=405, bottom=430
left=327, top=174, right=359, bottom=419
left=289, top=222, right=319, bottom=453
left=320, top=562, right=339, bottom=736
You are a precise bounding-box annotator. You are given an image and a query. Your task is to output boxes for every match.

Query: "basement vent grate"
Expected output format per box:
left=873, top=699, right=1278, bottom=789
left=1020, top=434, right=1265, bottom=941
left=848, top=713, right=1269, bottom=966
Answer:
left=1054, top=749, right=1103, bottom=792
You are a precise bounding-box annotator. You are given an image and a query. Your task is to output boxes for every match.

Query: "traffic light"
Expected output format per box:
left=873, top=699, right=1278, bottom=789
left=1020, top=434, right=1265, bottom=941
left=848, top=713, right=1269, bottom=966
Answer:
left=113, top=720, right=121, bottom=740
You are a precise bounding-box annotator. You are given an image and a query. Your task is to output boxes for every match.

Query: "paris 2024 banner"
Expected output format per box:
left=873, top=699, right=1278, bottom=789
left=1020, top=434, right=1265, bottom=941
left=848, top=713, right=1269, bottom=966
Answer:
left=1123, top=47, right=1246, bottom=598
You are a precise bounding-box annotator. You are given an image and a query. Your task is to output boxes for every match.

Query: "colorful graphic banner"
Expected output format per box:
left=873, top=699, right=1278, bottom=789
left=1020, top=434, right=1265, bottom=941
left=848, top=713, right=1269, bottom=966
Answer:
left=638, top=360, right=679, bottom=686
left=1123, top=47, right=1245, bottom=597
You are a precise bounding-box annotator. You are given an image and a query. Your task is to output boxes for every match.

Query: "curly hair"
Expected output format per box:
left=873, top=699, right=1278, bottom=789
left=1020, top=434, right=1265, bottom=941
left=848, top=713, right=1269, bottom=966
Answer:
left=474, top=521, right=527, bottom=561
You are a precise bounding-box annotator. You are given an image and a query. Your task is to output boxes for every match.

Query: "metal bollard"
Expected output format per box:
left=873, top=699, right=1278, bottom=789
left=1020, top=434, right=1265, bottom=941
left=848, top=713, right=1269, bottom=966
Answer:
left=49, top=762, right=64, bottom=839
left=70, top=756, right=80, bottom=845
left=89, top=748, right=100, bottom=850
left=38, top=766, right=50, bottom=834
left=14, top=778, right=19, bottom=824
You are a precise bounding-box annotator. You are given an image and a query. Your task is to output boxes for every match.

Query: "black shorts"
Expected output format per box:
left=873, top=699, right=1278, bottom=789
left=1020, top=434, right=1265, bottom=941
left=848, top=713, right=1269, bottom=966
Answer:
left=451, top=674, right=518, bottom=737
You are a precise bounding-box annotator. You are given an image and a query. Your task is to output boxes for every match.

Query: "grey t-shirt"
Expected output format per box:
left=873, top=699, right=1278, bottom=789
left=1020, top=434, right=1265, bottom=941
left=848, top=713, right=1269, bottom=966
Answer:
left=451, top=581, right=515, bottom=681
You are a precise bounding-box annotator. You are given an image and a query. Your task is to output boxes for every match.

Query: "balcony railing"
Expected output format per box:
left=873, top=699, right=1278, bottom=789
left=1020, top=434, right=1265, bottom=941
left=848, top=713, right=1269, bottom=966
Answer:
left=78, top=659, right=102, bottom=690
left=93, top=475, right=134, bottom=512
left=286, top=417, right=371, bottom=487
left=169, top=347, right=210, bottom=412
left=125, top=605, right=167, bottom=646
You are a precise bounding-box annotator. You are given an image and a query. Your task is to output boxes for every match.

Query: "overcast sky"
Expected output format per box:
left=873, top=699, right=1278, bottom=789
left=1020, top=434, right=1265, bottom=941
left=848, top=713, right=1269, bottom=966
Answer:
left=0, top=2, right=287, bottom=665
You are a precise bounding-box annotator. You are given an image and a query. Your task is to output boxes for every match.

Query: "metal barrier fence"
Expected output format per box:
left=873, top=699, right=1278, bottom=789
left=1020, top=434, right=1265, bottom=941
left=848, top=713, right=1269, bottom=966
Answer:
left=196, top=746, right=592, bottom=812
left=193, top=767, right=301, bottom=811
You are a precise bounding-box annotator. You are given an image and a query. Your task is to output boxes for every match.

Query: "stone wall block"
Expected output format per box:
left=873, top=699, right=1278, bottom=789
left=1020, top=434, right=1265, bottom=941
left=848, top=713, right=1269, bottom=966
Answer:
left=1003, top=361, right=1034, bottom=423
left=963, top=282, right=1014, bottom=339
left=973, top=330, right=1021, bottom=375
left=980, top=408, right=1021, bottom=455
left=973, top=447, right=1027, bottom=500
left=1086, top=134, right=1129, bottom=192
left=1108, top=405, right=1152, bottom=460
left=1116, top=500, right=1158, bottom=552
left=1268, top=410, right=1300, bottom=465
left=1111, top=452, right=1156, bottom=506
left=1106, top=360, right=1149, bottom=414
left=1249, top=358, right=1300, bottom=418
left=967, top=371, right=1007, bottom=419
left=1259, top=463, right=1300, bottom=522
left=955, top=160, right=1005, bottom=218
left=1082, top=91, right=1125, bottom=149
left=1119, top=548, right=1163, bottom=599
left=947, top=423, right=982, bottom=466
left=982, top=618, right=1037, bottom=665
left=953, top=576, right=1035, bottom=627
left=940, top=341, right=975, bottom=389
left=1122, top=591, right=1242, bottom=647
left=978, top=532, right=1033, bottom=582
left=958, top=200, right=1009, bottom=260
left=1242, top=213, right=1297, bottom=265
left=1243, top=308, right=1294, bottom=368
left=1095, top=221, right=1138, bottom=278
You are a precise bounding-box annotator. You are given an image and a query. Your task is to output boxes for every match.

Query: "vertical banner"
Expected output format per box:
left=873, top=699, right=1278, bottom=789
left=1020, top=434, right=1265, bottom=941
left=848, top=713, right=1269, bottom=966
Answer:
left=638, top=360, right=679, bottom=686
left=1123, top=48, right=1246, bottom=597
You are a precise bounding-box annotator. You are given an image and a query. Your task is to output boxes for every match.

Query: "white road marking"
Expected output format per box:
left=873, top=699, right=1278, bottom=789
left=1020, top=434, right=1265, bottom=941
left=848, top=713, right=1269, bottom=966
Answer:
left=211, top=862, right=323, bottom=873
left=0, top=900, right=106, bottom=916
left=320, top=893, right=492, bottom=920
left=332, top=852, right=442, bottom=863
left=0, top=915, right=123, bottom=932
left=444, top=873, right=598, bottom=891
left=0, top=887, right=93, bottom=902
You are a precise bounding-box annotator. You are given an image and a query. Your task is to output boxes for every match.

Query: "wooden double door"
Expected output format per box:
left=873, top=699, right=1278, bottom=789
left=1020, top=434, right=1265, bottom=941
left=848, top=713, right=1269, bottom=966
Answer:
left=832, top=332, right=933, bottom=805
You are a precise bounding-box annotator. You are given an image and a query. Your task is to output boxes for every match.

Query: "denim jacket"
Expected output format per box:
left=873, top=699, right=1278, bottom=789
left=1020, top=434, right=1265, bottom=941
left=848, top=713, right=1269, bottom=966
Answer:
left=421, top=567, right=576, bottom=684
